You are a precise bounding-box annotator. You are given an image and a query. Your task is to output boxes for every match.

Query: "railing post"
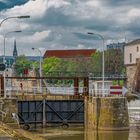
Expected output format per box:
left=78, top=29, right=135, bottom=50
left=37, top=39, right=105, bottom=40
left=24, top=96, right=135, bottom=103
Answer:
left=84, top=77, right=89, bottom=96
left=74, top=78, right=79, bottom=96
left=43, top=99, right=46, bottom=127
left=0, top=75, right=4, bottom=97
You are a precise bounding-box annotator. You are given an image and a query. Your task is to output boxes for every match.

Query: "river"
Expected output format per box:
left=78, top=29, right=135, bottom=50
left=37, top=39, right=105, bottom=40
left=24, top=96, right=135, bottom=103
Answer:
left=0, top=100, right=139, bottom=140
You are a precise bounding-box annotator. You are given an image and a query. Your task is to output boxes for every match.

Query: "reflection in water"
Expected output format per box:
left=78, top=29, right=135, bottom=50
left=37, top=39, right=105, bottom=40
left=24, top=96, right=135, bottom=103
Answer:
left=0, top=137, right=15, bottom=140
left=48, top=134, right=84, bottom=140
left=0, top=125, right=140, bottom=140
left=85, top=131, right=129, bottom=140
left=47, top=129, right=140, bottom=140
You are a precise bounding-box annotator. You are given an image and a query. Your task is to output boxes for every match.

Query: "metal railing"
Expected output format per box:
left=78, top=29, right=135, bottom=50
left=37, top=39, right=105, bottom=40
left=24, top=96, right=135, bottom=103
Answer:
left=89, top=89, right=110, bottom=96
left=2, top=86, right=89, bottom=96
left=2, top=86, right=113, bottom=97
left=0, top=110, right=6, bottom=121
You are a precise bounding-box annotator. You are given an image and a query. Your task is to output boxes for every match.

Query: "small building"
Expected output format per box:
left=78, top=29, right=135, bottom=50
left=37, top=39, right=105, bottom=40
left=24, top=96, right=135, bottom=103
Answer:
left=89, top=80, right=113, bottom=95
left=107, top=42, right=125, bottom=51
left=0, top=56, right=15, bottom=68
left=124, top=39, right=140, bottom=91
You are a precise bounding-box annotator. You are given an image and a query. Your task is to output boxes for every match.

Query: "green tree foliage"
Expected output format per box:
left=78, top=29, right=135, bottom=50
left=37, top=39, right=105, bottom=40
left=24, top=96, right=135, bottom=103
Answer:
left=31, top=61, right=39, bottom=70
left=105, top=49, right=125, bottom=75
left=42, top=56, right=94, bottom=77
left=42, top=57, right=61, bottom=76
left=91, top=49, right=125, bottom=76
left=14, top=55, right=31, bottom=76
left=91, top=52, right=102, bottom=76
left=41, top=49, right=125, bottom=77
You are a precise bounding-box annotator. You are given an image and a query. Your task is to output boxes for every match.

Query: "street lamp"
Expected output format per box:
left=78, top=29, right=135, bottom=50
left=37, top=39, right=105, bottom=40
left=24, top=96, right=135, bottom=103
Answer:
left=3, top=30, right=22, bottom=98
left=32, top=48, right=42, bottom=93
left=87, top=32, right=105, bottom=95
left=0, top=15, right=30, bottom=27
left=3, top=30, right=22, bottom=65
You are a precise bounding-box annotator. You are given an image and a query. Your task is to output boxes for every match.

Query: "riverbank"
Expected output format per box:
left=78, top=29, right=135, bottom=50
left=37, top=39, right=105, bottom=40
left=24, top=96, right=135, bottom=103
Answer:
left=0, top=123, right=45, bottom=140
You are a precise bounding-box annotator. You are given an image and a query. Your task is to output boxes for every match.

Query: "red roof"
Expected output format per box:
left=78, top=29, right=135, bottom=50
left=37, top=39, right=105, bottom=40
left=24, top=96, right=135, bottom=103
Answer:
left=43, top=49, right=96, bottom=58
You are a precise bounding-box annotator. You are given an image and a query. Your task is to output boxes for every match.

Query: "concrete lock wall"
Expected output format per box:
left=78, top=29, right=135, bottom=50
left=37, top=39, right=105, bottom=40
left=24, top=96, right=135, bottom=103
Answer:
left=126, top=65, right=137, bottom=90
left=0, top=99, right=18, bottom=124
left=85, top=97, right=129, bottom=131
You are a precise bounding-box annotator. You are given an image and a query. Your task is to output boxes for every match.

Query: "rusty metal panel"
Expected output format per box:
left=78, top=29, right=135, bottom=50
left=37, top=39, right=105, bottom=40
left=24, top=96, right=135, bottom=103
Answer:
left=18, top=100, right=84, bottom=126
left=18, top=100, right=43, bottom=124
left=45, top=100, right=84, bottom=124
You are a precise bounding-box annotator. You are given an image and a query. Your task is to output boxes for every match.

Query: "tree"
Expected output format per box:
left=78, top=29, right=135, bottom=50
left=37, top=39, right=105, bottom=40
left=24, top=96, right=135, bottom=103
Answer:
left=42, top=57, right=61, bottom=76
left=91, top=51, right=102, bottom=76
left=42, top=49, right=125, bottom=78
left=14, top=55, right=31, bottom=76
left=105, top=49, right=125, bottom=75
left=91, top=49, right=125, bottom=77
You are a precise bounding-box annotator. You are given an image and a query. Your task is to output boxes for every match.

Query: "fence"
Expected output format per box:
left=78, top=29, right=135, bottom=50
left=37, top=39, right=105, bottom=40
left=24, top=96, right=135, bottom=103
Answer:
left=3, top=86, right=89, bottom=97
left=3, top=87, right=115, bottom=98
left=0, top=76, right=126, bottom=98
left=0, top=76, right=89, bottom=97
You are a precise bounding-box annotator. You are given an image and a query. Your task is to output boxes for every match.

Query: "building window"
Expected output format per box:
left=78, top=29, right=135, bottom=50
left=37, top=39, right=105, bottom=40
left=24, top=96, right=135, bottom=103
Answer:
left=137, top=46, right=139, bottom=52
left=130, top=53, right=132, bottom=63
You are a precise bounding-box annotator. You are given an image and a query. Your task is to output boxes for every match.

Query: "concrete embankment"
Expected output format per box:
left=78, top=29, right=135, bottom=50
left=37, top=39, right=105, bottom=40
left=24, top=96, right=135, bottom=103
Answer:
left=0, top=123, right=45, bottom=140
left=85, top=97, right=129, bottom=131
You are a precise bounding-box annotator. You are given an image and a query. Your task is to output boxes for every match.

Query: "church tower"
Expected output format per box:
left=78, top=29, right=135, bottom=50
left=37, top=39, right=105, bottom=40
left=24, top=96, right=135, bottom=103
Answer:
left=13, top=39, right=18, bottom=58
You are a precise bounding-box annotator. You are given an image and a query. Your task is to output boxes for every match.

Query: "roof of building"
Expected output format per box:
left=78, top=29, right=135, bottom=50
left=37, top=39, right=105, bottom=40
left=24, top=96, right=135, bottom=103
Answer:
left=43, top=49, right=96, bottom=58
left=125, top=39, right=140, bottom=46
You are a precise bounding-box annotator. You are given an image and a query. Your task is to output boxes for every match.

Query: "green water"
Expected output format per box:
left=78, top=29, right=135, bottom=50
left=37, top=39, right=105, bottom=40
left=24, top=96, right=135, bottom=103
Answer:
left=0, top=124, right=139, bottom=140
left=27, top=122, right=140, bottom=140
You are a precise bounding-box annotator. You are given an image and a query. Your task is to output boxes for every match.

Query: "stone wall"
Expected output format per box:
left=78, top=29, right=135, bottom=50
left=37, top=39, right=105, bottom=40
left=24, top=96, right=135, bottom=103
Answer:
left=85, top=97, right=129, bottom=131
left=126, top=65, right=137, bottom=90
left=1, top=99, right=18, bottom=123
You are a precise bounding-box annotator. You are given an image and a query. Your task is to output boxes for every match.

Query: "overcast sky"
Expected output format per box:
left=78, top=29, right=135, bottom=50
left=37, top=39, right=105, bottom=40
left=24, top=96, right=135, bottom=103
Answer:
left=0, top=0, right=140, bottom=56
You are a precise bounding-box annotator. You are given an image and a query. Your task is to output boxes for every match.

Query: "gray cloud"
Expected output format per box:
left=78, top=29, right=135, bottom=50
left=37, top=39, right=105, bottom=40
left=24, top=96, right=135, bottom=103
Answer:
left=1, top=0, right=140, bottom=56
left=104, top=0, right=140, bottom=6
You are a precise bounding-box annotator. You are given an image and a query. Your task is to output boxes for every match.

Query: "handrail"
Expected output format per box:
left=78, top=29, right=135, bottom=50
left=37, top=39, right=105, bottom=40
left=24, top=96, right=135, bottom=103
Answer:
left=0, top=110, right=6, bottom=117
left=0, top=110, right=7, bottom=121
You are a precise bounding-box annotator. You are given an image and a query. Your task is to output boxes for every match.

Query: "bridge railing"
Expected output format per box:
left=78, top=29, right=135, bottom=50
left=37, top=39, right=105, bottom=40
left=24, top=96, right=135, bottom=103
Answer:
left=89, top=89, right=110, bottom=96
left=2, top=86, right=112, bottom=97
left=3, top=86, right=89, bottom=96
left=0, top=110, right=6, bottom=121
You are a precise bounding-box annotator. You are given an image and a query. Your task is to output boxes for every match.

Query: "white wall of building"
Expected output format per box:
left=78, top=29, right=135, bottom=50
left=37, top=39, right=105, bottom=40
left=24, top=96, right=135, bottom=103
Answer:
left=89, top=80, right=113, bottom=95
left=124, top=44, right=140, bottom=65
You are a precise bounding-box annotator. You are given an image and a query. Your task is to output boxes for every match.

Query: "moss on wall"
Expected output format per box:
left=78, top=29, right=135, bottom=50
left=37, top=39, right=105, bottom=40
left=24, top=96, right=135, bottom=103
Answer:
left=85, top=97, right=129, bottom=131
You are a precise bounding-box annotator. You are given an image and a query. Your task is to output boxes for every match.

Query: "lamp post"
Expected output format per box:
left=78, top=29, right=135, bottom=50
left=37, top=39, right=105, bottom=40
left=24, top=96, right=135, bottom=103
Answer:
left=87, top=32, right=105, bottom=95
left=32, top=48, right=42, bottom=93
left=3, top=30, right=22, bottom=98
left=0, top=15, right=30, bottom=27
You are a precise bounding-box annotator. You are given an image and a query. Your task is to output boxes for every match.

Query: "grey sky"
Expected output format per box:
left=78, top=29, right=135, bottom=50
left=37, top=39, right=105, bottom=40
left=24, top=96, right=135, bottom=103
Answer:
left=0, top=0, right=140, bottom=56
